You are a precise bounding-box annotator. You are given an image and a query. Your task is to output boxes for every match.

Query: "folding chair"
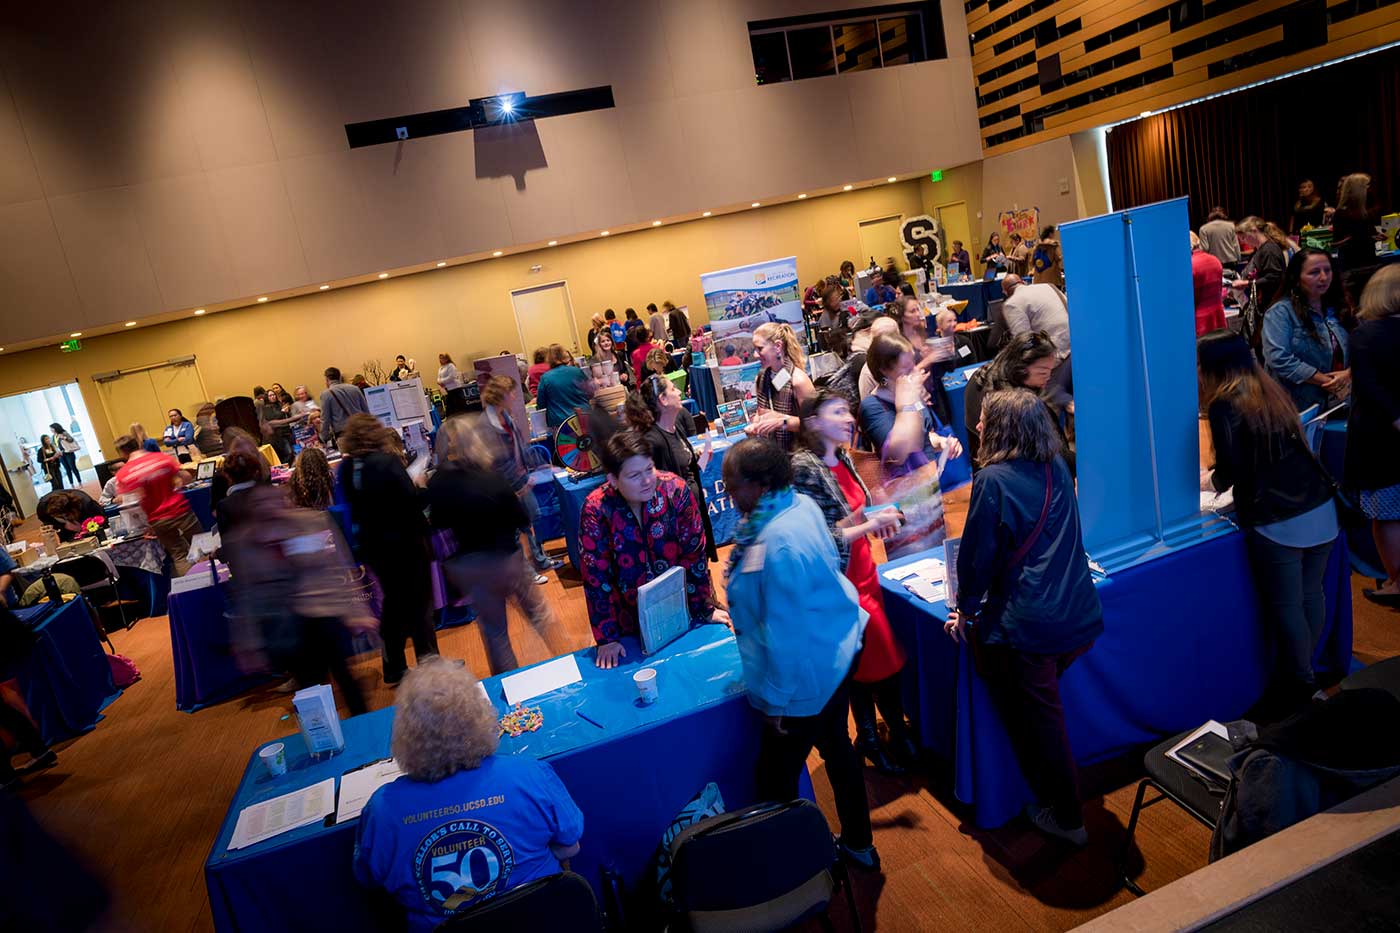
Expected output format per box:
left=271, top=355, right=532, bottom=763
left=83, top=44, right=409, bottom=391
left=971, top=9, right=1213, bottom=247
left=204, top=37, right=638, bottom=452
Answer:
left=1119, top=730, right=1227, bottom=896
left=58, top=554, right=133, bottom=633
left=668, top=799, right=861, bottom=932
left=435, top=870, right=602, bottom=933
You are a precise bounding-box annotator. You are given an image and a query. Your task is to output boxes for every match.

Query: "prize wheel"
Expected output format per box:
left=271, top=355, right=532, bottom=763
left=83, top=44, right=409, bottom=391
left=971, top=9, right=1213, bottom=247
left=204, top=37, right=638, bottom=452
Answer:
left=555, top=410, right=602, bottom=475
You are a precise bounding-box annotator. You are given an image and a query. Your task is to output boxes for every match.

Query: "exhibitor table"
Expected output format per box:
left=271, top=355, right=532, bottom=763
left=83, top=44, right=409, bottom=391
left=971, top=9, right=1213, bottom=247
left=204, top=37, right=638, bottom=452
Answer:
left=14, top=598, right=121, bottom=745
left=205, top=625, right=810, bottom=933
left=939, top=279, right=1001, bottom=322
left=880, top=528, right=1353, bottom=829
left=168, top=567, right=269, bottom=712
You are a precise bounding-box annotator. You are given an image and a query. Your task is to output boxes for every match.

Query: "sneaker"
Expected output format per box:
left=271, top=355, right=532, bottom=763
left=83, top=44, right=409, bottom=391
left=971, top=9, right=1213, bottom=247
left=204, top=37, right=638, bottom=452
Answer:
left=1025, top=804, right=1088, bottom=847
left=533, top=573, right=548, bottom=586
left=836, top=837, right=882, bottom=872
left=542, top=558, right=565, bottom=571
left=1362, top=588, right=1400, bottom=608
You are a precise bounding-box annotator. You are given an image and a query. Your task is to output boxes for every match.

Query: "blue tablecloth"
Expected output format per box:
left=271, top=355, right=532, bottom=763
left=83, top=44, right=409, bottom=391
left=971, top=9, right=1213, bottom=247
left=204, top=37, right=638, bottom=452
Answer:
left=881, top=528, right=1353, bottom=829
left=939, top=279, right=1000, bottom=322
left=205, top=625, right=810, bottom=933
left=183, top=483, right=214, bottom=531
left=689, top=365, right=719, bottom=420
left=553, top=435, right=738, bottom=570
left=14, top=599, right=121, bottom=745
left=169, top=572, right=270, bottom=712
left=1320, top=420, right=1387, bottom=580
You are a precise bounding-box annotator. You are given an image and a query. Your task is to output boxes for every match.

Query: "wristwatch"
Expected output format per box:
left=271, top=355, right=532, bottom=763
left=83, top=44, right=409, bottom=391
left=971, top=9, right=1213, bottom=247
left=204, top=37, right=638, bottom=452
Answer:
left=900, top=404, right=922, bottom=413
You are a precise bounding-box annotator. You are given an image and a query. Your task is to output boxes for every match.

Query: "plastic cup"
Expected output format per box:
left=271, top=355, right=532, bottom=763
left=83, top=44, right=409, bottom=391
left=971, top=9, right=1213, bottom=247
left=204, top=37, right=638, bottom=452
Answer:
left=259, top=742, right=287, bottom=777
left=633, top=668, right=658, bottom=705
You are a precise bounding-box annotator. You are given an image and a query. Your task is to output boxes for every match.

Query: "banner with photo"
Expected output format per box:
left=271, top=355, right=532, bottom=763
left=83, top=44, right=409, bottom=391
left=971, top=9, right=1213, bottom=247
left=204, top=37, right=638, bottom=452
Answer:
left=701, top=256, right=805, bottom=367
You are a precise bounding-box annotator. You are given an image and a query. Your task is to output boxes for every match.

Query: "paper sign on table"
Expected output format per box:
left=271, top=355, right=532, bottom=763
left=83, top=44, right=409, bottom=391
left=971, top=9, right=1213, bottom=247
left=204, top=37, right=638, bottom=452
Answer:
left=336, top=759, right=403, bottom=824
left=501, top=654, right=583, bottom=705
left=229, top=778, right=335, bottom=850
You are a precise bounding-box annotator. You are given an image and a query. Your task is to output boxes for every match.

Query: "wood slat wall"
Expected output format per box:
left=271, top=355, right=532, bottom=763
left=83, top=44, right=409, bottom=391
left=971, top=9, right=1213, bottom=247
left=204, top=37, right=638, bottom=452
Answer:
left=966, top=0, right=1400, bottom=156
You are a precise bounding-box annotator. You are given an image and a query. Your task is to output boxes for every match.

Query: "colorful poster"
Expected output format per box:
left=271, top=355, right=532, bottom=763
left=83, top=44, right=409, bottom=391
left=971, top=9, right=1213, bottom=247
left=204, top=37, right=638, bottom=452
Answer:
left=997, top=207, right=1040, bottom=243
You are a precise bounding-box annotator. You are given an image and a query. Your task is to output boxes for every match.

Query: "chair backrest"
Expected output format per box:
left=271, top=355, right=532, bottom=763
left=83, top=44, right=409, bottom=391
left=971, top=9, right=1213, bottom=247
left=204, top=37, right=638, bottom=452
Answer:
left=986, top=298, right=1008, bottom=349
left=435, top=871, right=601, bottom=933
left=54, top=554, right=114, bottom=588
left=668, top=799, right=839, bottom=932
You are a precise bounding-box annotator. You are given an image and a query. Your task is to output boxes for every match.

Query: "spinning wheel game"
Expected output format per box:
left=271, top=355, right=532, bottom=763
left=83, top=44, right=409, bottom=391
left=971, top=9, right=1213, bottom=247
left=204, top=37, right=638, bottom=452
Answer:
left=554, top=409, right=602, bottom=475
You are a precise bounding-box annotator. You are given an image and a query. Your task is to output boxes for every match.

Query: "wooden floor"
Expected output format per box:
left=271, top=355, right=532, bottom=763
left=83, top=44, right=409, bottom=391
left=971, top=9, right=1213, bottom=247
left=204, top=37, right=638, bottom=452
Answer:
left=11, top=486, right=1400, bottom=932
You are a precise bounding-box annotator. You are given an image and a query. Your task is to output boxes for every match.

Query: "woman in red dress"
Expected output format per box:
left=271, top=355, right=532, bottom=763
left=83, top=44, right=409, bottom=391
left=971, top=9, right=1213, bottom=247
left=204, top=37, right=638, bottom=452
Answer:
left=792, top=389, right=917, bottom=775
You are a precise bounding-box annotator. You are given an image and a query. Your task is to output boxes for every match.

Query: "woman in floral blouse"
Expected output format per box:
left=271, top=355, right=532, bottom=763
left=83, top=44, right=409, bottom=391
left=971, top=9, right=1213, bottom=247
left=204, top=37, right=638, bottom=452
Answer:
left=578, top=430, right=718, bottom=668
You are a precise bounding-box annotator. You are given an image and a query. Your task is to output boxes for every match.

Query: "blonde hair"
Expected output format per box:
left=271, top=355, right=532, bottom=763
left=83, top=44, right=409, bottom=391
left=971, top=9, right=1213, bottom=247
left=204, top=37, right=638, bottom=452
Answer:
left=645, top=347, right=669, bottom=373
left=1189, top=231, right=1202, bottom=251
left=1336, top=173, right=1371, bottom=213
left=434, top=414, right=504, bottom=471
left=479, top=374, right=517, bottom=408
left=391, top=659, right=500, bottom=782
left=129, top=422, right=149, bottom=443
left=752, top=322, right=805, bottom=370
left=1235, top=216, right=1290, bottom=250
left=1358, top=264, right=1400, bottom=322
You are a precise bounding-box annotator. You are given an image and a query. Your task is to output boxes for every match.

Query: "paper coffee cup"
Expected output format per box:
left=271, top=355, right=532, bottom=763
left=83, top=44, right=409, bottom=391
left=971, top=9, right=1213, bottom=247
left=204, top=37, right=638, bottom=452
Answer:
left=633, top=668, right=658, bottom=705
left=259, top=742, right=287, bottom=777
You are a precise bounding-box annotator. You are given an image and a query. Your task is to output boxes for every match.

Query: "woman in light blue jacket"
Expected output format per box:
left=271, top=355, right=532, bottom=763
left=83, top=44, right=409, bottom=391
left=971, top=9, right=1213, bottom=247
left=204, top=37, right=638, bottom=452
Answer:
left=1261, top=248, right=1351, bottom=413
left=722, top=438, right=879, bottom=872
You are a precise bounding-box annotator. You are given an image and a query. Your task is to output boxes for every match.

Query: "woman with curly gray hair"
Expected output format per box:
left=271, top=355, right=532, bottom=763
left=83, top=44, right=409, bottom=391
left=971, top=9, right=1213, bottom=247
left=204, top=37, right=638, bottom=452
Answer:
left=354, top=659, right=583, bottom=932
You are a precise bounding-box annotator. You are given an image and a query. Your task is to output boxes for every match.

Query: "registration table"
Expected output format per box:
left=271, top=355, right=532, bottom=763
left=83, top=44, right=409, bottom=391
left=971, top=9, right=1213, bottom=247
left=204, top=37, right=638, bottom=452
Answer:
left=205, top=625, right=807, bottom=933
left=14, top=598, right=121, bottom=745
left=168, top=566, right=270, bottom=712
left=881, top=528, right=1353, bottom=829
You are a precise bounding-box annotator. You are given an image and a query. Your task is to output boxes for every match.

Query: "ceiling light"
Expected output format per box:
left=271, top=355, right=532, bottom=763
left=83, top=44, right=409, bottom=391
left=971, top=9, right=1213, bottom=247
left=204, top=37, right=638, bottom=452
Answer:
left=797, top=193, right=807, bottom=199
left=600, top=230, right=610, bottom=236
left=887, top=177, right=897, bottom=183
left=1140, top=110, right=1152, bottom=117
left=378, top=272, right=389, bottom=279
left=124, top=321, right=136, bottom=327
left=436, top=262, right=447, bottom=268
left=843, top=184, right=853, bottom=191
left=702, top=211, right=712, bottom=217
left=257, top=296, right=268, bottom=302
left=493, top=250, right=503, bottom=256
left=69, top=332, right=81, bottom=337
left=548, top=240, right=558, bottom=246
left=193, top=309, right=206, bottom=315
left=751, top=202, right=760, bottom=207
left=319, top=284, right=330, bottom=290
left=652, top=220, right=662, bottom=226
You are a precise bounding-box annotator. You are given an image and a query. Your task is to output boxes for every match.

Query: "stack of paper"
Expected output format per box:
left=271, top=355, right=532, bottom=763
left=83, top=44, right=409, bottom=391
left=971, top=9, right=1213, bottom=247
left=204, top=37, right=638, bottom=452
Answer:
left=501, top=654, right=582, bottom=705
left=229, top=778, right=335, bottom=850
left=883, top=557, right=947, bottom=604
left=293, top=684, right=345, bottom=755
left=335, top=759, right=403, bottom=823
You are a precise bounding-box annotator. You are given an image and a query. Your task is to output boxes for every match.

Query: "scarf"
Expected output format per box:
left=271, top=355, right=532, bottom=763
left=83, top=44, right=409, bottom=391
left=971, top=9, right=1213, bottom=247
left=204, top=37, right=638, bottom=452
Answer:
left=724, top=487, right=793, bottom=584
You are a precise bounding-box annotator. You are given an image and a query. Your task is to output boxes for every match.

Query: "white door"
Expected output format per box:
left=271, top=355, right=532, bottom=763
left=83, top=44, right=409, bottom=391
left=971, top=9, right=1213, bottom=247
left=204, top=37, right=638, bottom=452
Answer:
left=511, top=282, right=580, bottom=357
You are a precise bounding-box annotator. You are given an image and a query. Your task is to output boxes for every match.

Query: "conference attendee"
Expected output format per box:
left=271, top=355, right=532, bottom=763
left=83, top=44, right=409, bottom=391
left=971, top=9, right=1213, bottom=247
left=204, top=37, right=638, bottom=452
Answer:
left=578, top=431, right=714, bottom=669
left=647, top=302, right=667, bottom=343
left=1190, top=231, right=1227, bottom=336
left=964, top=332, right=1064, bottom=469
left=354, top=658, right=584, bottom=932
left=1200, top=331, right=1337, bottom=711
left=1289, top=179, right=1329, bottom=234
left=289, top=446, right=335, bottom=511
left=586, top=312, right=606, bottom=354
left=804, top=278, right=825, bottom=315
left=934, top=308, right=958, bottom=338
left=319, top=367, right=370, bottom=444
left=480, top=375, right=563, bottom=578
left=643, top=347, right=671, bottom=379
left=352, top=373, right=371, bottom=391
left=193, top=403, right=223, bottom=457
left=257, top=391, right=295, bottom=464
left=339, top=413, right=437, bottom=686
left=1346, top=266, right=1400, bottom=607
left=38, top=435, right=62, bottom=490
left=949, top=240, right=971, bottom=274
left=1200, top=207, right=1241, bottom=266
left=593, top=327, right=631, bottom=389
left=1232, top=216, right=1290, bottom=311
left=1261, top=248, right=1350, bottom=413
left=47, top=424, right=81, bottom=486
left=857, top=317, right=900, bottom=399
left=605, top=307, right=625, bottom=345
left=858, top=333, right=960, bottom=496
left=946, top=388, right=1102, bottom=846
left=750, top=322, right=814, bottom=452
left=35, top=489, right=105, bottom=543
left=114, top=434, right=201, bottom=575
left=130, top=422, right=160, bottom=453
left=290, top=385, right=319, bottom=418
left=1332, top=172, right=1382, bottom=305
left=980, top=233, right=1006, bottom=273
left=535, top=345, right=595, bottom=432
left=97, top=475, right=120, bottom=507
left=526, top=347, right=549, bottom=395
left=1006, top=232, right=1030, bottom=276
left=1031, top=226, right=1063, bottom=288
left=629, top=328, right=662, bottom=383
left=792, top=392, right=913, bottom=774
left=890, top=294, right=953, bottom=424
left=162, top=409, right=196, bottom=461
left=428, top=417, right=569, bottom=675
left=436, top=353, right=462, bottom=392
left=626, top=374, right=718, bottom=561
left=1000, top=274, right=1070, bottom=357
left=721, top=438, right=878, bottom=871
left=624, top=306, right=646, bottom=335
left=211, top=427, right=269, bottom=525
left=667, top=302, right=692, bottom=348
left=865, top=270, right=898, bottom=308
left=816, top=283, right=847, bottom=331
left=388, top=354, right=413, bottom=382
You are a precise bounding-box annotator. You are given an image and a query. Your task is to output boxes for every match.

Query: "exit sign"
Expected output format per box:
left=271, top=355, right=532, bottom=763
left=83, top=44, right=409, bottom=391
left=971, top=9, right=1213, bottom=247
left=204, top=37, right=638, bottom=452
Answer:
left=60, top=338, right=81, bottom=352
left=929, top=169, right=943, bottom=183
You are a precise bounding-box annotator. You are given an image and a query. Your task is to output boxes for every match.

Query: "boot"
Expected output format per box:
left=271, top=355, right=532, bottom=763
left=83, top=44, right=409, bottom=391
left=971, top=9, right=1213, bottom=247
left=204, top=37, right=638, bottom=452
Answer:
left=854, top=718, right=905, bottom=776
left=885, top=716, right=920, bottom=769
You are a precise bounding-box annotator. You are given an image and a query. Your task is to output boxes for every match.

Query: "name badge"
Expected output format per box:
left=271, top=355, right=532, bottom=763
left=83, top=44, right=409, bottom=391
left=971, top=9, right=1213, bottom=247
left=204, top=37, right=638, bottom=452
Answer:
left=739, top=543, right=767, bottom=573
left=769, top=368, right=791, bottom=391
left=957, top=344, right=972, bottom=358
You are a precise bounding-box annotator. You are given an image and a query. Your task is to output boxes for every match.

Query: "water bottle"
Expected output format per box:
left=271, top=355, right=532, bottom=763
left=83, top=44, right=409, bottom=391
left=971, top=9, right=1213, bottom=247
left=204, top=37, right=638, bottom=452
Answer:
left=42, top=570, right=63, bottom=605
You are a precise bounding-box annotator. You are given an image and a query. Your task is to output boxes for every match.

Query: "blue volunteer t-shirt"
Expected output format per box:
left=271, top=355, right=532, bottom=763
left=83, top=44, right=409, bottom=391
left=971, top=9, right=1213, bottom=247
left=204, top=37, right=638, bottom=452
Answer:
left=609, top=321, right=627, bottom=344
left=353, top=755, right=584, bottom=933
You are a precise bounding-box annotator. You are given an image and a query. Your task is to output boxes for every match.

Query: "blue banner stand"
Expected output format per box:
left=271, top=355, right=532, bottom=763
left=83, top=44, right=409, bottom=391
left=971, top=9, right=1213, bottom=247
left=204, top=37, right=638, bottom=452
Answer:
left=1060, top=198, right=1233, bottom=573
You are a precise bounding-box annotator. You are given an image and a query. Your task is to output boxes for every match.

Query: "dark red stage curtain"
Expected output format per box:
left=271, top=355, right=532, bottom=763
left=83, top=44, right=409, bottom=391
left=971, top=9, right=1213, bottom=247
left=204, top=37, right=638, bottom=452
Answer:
left=1107, top=43, right=1400, bottom=229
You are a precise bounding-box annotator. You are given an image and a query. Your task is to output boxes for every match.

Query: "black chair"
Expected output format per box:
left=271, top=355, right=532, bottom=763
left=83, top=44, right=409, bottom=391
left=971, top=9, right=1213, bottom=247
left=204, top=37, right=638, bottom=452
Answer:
left=1119, top=730, right=1228, bottom=896
left=56, top=554, right=132, bottom=635
left=668, top=799, right=861, bottom=932
left=435, top=870, right=601, bottom=932
left=1339, top=656, right=1400, bottom=703
left=986, top=298, right=1008, bottom=350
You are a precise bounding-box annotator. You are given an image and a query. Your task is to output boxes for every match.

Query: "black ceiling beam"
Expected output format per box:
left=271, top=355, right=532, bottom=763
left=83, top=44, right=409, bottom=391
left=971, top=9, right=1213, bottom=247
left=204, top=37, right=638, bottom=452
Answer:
left=344, top=85, right=615, bottom=149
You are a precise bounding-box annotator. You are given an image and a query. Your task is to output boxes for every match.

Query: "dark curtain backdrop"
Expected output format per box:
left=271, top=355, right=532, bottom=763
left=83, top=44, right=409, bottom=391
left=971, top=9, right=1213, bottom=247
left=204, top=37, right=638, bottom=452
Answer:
left=1108, top=44, right=1400, bottom=230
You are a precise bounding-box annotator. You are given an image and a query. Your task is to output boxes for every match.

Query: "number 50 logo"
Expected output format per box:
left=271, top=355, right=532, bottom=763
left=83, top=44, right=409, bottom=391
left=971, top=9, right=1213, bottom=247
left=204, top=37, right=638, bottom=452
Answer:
left=414, top=820, right=516, bottom=911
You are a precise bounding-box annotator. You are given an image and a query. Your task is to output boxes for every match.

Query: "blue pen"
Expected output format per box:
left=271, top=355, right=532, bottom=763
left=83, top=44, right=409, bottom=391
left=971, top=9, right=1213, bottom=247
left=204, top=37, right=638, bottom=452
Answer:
left=575, top=709, right=604, bottom=729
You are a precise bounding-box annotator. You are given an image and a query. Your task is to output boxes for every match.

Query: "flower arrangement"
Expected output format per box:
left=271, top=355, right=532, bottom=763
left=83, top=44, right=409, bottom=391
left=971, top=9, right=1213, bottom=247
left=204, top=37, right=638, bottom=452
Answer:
left=78, top=514, right=106, bottom=540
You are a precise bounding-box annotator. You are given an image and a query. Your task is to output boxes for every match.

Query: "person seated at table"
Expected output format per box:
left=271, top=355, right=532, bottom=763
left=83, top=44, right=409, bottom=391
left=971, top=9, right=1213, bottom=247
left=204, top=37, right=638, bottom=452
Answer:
left=964, top=332, right=1065, bottom=471
left=36, top=489, right=105, bottom=543
left=946, top=388, right=1102, bottom=846
left=626, top=375, right=718, bottom=562
left=857, top=333, right=961, bottom=481
left=0, top=608, right=57, bottom=789
left=749, top=322, right=815, bottom=452
left=592, top=327, right=632, bottom=390
left=355, top=658, right=584, bottom=931
left=1200, top=330, right=1337, bottom=715
left=289, top=446, right=335, bottom=511
left=480, top=376, right=564, bottom=580
left=428, top=417, right=569, bottom=675
left=721, top=438, right=879, bottom=871
left=948, top=240, right=971, bottom=275
left=535, top=345, right=596, bottom=432
left=579, top=431, right=717, bottom=669
left=1261, top=248, right=1351, bottom=413
left=193, top=403, right=223, bottom=457
left=864, top=269, right=899, bottom=308
left=339, top=414, right=438, bottom=686
left=815, top=283, right=848, bottom=333
left=792, top=391, right=913, bottom=775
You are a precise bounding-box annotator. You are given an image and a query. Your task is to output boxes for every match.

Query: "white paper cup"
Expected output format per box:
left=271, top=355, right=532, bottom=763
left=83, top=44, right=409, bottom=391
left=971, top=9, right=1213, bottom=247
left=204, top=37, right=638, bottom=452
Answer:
left=633, top=668, right=658, bottom=705
left=259, top=742, right=287, bottom=777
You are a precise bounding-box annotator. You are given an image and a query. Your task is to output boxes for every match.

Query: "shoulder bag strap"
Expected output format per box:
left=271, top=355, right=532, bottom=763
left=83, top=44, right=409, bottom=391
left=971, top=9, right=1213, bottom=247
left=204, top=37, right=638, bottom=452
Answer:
left=1006, top=461, right=1053, bottom=570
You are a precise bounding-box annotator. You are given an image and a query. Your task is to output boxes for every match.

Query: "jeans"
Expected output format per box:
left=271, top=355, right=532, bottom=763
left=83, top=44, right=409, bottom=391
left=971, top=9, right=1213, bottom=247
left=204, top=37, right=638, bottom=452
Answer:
left=755, top=673, right=873, bottom=848
left=849, top=672, right=910, bottom=743
left=60, top=452, right=80, bottom=485
left=151, top=511, right=203, bottom=577
left=367, top=550, right=437, bottom=684
left=1246, top=531, right=1333, bottom=689
left=517, top=488, right=552, bottom=570
left=974, top=639, right=1093, bottom=829
left=442, top=549, right=566, bottom=675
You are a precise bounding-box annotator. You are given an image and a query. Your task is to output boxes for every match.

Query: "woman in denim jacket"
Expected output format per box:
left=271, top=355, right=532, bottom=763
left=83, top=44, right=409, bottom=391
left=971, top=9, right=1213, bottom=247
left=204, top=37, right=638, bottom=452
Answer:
left=1261, top=248, right=1351, bottom=413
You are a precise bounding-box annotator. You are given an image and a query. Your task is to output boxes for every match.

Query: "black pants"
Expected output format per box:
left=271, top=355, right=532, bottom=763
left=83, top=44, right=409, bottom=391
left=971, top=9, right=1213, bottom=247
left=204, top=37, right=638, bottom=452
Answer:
left=1246, top=531, right=1332, bottom=695
left=59, top=452, right=80, bottom=485
left=0, top=695, right=47, bottom=778
left=849, top=672, right=909, bottom=740
left=287, top=616, right=367, bottom=715
left=755, top=675, right=873, bottom=849
left=975, top=639, right=1092, bottom=829
left=368, top=551, right=437, bottom=683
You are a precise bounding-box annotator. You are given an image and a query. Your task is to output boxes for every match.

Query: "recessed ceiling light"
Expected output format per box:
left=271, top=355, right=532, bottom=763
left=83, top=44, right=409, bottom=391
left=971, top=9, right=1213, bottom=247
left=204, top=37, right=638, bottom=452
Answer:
left=887, top=176, right=897, bottom=183
left=652, top=220, right=662, bottom=226
left=193, top=309, right=206, bottom=315
left=843, top=184, right=853, bottom=191
left=797, top=193, right=807, bottom=199
left=69, top=332, right=81, bottom=337
left=124, top=321, right=136, bottom=327
left=493, top=250, right=503, bottom=257
left=1140, top=110, right=1152, bottom=117
left=319, top=284, right=330, bottom=290
left=548, top=240, right=558, bottom=246
left=751, top=202, right=760, bottom=207
left=436, top=262, right=447, bottom=268
left=600, top=230, right=610, bottom=236
left=257, top=296, right=268, bottom=302
left=377, top=272, right=389, bottom=279
left=702, top=211, right=712, bottom=217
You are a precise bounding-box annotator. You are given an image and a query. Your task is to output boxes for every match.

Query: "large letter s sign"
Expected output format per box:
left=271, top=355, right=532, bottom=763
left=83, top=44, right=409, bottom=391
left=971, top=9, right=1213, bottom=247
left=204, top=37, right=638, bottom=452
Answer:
left=900, top=214, right=942, bottom=265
